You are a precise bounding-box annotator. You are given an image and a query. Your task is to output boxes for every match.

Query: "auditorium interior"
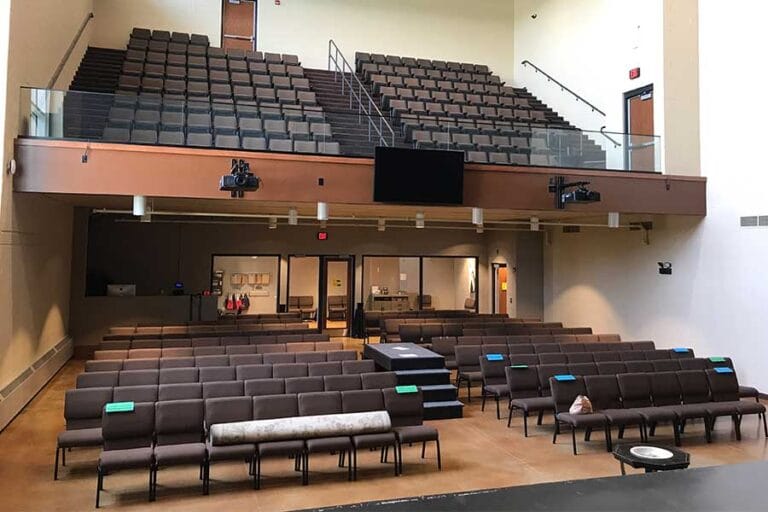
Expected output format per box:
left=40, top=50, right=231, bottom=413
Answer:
left=0, top=1, right=766, bottom=511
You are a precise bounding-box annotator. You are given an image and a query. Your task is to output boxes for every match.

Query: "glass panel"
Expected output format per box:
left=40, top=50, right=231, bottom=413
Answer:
left=325, top=259, right=350, bottom=329
left=18, top=87, right=661, bottom=172
left=288, top=256, right=319, bottom=324
left=362, top=256, right=419, bottom=312
left=422, top=257, right=477, bottom=312
left=211, top=255, right=279, bottom=314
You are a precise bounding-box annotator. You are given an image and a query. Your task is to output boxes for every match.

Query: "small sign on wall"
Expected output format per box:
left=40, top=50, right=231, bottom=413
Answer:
left=629, top=67, right=641, bottom=80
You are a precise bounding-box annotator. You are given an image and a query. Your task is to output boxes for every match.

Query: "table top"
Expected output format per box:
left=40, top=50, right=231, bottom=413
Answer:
left=613, top=444, right=690, bottom=470
left=363, top=343, right=445, bottom=371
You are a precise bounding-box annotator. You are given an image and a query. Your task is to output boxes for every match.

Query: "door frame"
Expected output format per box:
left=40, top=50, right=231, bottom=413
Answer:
left=491, top=262, right=508, bottom=315
left=287, top=254, right=355, bottom=330
left=623, top=83, right=654, bottom=168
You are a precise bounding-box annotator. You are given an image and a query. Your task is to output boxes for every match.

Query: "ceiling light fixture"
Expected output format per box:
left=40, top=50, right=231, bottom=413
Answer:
left=132, top=195, right=146, bottom=216
left=288, top=207, right=298, bottom=226
left=471, top=207, right=484, bottom=226
left=530, top=216, right=540, bottom=231
left=608, top=212, right=620, bottom=228
left=268, top=216, right=277, bottom=229
left=317, top=202, right=328, bottom=221
left=377, top=218, right=386, bottom=232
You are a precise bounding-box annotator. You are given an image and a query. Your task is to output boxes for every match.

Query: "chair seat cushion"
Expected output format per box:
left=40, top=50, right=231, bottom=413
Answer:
left=460, top=371, right=483, bottom=382
left=206, top=442, right=255, bottom=461
left=484, top=384, right=508, bottom=397
left=154, top=442, right=207, bottom=465
left=258, top=439, right=304, bottom=457
left=556, top=412, right=607, bottom=428
left=510, top=396, right=554, bottom=413
left=58, top=428, right=102, bottom=448
left=393, top=425, right=439, bottom=444
left=306, top=436, right=352, bottom=453
left=736, top=401, right=766, bottom=415
left=602, top=409, right=645, bottom=425
left=353, top=432, right=396, bottom=449
left=673, top=403, right=710, bottom=419
left=633, top=406, right=678, bottom=423
left=445, top=361, right=458, bottom=370
left=99, top=447, right=153, bottom=471
left=739, top=386, right=760, bottom=398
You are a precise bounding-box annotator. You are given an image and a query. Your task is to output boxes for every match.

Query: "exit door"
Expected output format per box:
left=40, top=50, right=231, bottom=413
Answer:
left=221, top=0, right=256, bottom=51
left=624, top=84, right=655, bottom=171
left=321, top=257, right=354, bottom=332
left=492, top=263, right=508, bottom=316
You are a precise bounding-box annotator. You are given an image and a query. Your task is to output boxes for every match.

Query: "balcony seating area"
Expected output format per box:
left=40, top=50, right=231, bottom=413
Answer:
left=75, top=27, right=340, bottom=154
left=355, top=52, right=607, bottom=168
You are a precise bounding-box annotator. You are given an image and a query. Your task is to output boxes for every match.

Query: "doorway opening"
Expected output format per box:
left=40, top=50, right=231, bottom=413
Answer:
left=287, top=255, right=354, bottom=333
left=492, top=263, right=509, bottom=316
left=623, top=84, right=655, bottom=171
left=321, top=257, right=354, bottom=332
left=221, top=0, right=257, bottom=51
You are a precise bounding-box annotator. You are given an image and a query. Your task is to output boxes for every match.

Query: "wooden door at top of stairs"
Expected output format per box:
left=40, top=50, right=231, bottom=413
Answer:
left=222, top=0, right=256, bottom=51
left=625, top=85, right=655, bottom=171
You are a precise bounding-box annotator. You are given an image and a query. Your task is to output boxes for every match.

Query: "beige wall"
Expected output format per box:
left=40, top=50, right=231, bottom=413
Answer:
left=544, top=0, right=768, bottom=394
left=288, top=256, right=320, bottom=311
left=0, top=0, right=86, bottom=395
left=258, top=0, right=516, bottom=82
left=91, top=0, right=221, bottom=49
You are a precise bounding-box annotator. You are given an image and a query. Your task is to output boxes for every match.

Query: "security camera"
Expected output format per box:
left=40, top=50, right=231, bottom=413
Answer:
left=531, top=13, right=538, bottom=19
left=658, top=262, right=672, bottom=275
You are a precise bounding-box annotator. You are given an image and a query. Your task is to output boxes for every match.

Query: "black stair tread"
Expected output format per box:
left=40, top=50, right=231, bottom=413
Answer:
left=420, top=384, right=457, bottom=391
left=395, top=369, right=451, bottom=376
left=423, top=400, right=464, bottom=408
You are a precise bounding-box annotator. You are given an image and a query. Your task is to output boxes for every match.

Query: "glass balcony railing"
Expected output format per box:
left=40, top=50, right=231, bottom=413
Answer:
left=18, top=87, right=661, bottom=172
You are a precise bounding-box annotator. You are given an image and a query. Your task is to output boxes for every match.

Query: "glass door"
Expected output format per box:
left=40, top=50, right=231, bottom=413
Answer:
left=322, top=257, right=354, bottom=331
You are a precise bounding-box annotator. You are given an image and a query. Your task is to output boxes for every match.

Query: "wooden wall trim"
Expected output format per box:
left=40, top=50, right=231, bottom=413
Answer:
left=13, top=138, right=707, bottom=216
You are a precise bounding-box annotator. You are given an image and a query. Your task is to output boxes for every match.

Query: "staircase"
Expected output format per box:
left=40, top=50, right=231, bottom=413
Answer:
left=395, top=368, right=464, bottom=420
left=64, top=47, right=124, bottom=139
left=304, top=68, right=408, bottom=157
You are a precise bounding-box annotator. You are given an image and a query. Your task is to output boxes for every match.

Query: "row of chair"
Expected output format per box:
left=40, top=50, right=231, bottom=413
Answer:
left=122, top=62, right=313, bottom=90
left=99, top=336, right=334, bottom=350
left=391, top=99, right=550, bottom=121
left=82, top=388, right=439, bottom=506
left=129, top=27, right=210, bottom=46
left=90, top=345, right=351, bottom=365
left=361, top=64, right=499, bottom=85
left=356, top=51, right=490, bottom=74
left=384, top=327, right=594, bottom=344
left=102, top=329, right=318, bottom=343
left=397, top=117, right=553, bottom=141
left=375, top=80, right=528, bottom=102
left=106, top=314, right=302, bottom=332
left=124, top=48, right=302, bottom=73
left=548, top=370, right=766, bottom=455
left=118, top=76, right=318, bottom=102
left=77, top=360, right=376, bottom=389
left=405, top=330, right=618, bottom=347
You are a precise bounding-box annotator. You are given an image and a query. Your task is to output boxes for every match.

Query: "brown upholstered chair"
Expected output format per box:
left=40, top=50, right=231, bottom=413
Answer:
left=152, top=399, right=208, bottom=499
left=341, top=389, right=398, bottom=479
left=55, top=387, right=113, bottom=480
left=419, top=294, right=435, bottom=311
left=96, top=402, right=155, bottom=507
left=204, top=396, right=255, bottom=489
left=550, top=375, right=610, bottom=455
left=252, top=394, right=305, bottom=489
left=298, top=391, right=353, bottom=484
left=455, top=345, right=482, bottom=401
left=505, top=366, right=554, bottom=436
left=479, top=354, right=510, bottom=419
left=584, top=375, right=645, bottom=443
left=382, top=388, right=440, bottom=474
left=617, top=372, right=680, bottom=446
left=327, top=295, right=348, bottom=320
left=361, top=371, right=398, bottom=390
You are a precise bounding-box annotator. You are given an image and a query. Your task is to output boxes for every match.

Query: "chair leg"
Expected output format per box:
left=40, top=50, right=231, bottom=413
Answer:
left=421, top=441, right=426, bottom=459
left=467, top=380, right=472, bottom=402
left=507, top=406, right=514, bottom=428
left=397, top=442, right=403, bottom=475
left=382, top=445, right=388, bottom=463
left=392, top=444, right=399, bottom=476
left=338, top=451, right=345, bottom=467
left=254, top=456, right=261, bottom=490
left=481, top=387, right=486, bottom=411
left=348, top=450, right=353, bottom=481
left=704, top=416, right=712, bottom=443
left=673, top=420, right=682, bottom=447
left=618, top=425, right=625, bottom=439
left=495, top=396, right=501, bottom=420
left=149, top=465, right=156, bottom=502
left=537, top=410, right=544, bottom=426
left=54, top=446, right=60, bottom=481
left=605, top=425, right=613, bottom=452
left=762, top=412, right=768, bottom=437
left=302, top=452, right=309, bottom=486
left=523, top=411, right=529, bottom=437
left=435, top=438, right=442, bottom=470
left=584, top=427, right=592, bottom=442
left=95, top=467, right=103, bottom=508
left=733, top=415, right=742, bottom=441
left=62, top=447, right=67, bottom=467
left=203, top=460, right=209, bottom=495
left=649, top=422, right=657, bottom=437
left=571, top=425, right=578, bottom=455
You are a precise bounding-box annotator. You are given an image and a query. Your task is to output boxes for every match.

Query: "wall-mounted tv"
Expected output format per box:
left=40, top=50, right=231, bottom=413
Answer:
left=373, top=147, right=464, bottom=205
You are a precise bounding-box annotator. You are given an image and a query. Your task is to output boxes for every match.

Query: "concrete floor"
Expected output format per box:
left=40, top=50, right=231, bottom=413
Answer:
left=1, top=338, right=766, bottom=511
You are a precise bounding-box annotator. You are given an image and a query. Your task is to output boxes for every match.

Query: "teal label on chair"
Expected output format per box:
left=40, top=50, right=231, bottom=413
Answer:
left=510, top=364, right=529, bottom=369
left=714, top=367, right=734, bottom=374
left=105, top=401, right=135, bottom=414
left=673, top=348, right=690, bottom=353
left=395, top=385, right=418, bottom=394
left=554, top=374, right=576, bottom=382
left=486, top=354, right=504, bottom=361
left=709, top=357, right=726, bottom=363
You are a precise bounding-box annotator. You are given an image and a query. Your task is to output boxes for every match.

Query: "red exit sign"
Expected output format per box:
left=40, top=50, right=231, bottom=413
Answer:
left=629, top=67, right=641, bottom=80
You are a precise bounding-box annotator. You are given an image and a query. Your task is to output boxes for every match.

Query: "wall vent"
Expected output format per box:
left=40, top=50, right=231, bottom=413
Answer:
left=740, top=216, right=758, bottom=227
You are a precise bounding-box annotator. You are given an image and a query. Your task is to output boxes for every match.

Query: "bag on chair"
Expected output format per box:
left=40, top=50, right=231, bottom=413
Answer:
left=569, top=395, right=593, bottom=415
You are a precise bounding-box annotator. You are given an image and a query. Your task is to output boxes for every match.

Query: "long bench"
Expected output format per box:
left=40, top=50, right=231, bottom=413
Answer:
left=93, top=341, right=342, bottom=360
left=100, top=332, right=330, bottom=350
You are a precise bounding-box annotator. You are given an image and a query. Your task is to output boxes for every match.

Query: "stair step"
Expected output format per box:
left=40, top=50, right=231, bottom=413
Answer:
left=420, top=384, right=458, bottom=402
left=423, top=400, right=464, bottom=420
left=395, top=369, right=451, bottom=386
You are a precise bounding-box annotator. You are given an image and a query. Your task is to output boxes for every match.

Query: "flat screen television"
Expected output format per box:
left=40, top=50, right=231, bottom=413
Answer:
left=373, top=147, right=464, bottom=205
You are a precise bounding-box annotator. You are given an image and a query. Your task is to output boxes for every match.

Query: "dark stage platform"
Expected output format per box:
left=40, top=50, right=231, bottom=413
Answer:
left=307, top=461, right=768, bottom=511
left=363, top=343, right=445, bottom=371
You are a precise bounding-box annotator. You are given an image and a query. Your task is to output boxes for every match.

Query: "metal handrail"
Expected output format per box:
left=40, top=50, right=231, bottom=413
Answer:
left=521, top=60, right=605, bottom=117
left=600, top=126, right=621, bottom=148
left=48, top=12, right=94, bottom=89
left=327, top=39, right=395, bottom=147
